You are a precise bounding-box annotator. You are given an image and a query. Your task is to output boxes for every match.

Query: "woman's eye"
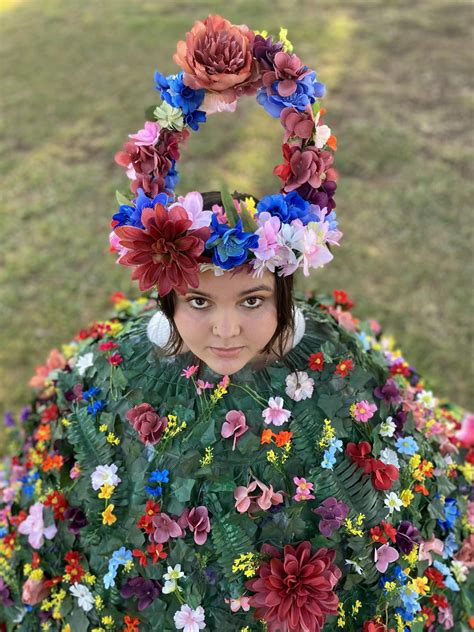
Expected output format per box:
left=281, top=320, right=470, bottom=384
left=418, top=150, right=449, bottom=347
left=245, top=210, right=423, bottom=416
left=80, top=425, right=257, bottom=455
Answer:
left=243, top=297, right=264, bottom=308
left=188, top=298, right=209, bottom=309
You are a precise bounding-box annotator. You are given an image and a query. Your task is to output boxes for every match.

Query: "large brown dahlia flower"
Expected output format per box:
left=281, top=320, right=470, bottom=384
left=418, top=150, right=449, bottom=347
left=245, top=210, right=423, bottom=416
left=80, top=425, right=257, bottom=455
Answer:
left=173, top=14, right=260, bottom=104
left=114, top=203, right=210, bottom=296
left=246, top=541, right=341, bottom=632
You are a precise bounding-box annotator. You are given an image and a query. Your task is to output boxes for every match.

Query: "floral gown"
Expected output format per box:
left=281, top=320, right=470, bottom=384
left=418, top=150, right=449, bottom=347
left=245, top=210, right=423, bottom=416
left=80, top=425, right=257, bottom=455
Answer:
left=0, top=291, right=471, bottom=632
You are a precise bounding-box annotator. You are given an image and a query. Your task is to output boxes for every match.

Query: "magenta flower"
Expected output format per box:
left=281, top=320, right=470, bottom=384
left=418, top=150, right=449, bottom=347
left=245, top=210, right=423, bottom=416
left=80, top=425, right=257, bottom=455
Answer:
left=18, top=502, right=57, bottom=549
left=262, top=396, right=291, bottom=426
left=221, top=410, right=249, bottom=450
left=151, top=512, right=183, bottom=544
left=292, top=477, right=315, bottom=502
left=234, top=479, right=284, bottom=514
left=374, top=543, right=399, bottom=573
left=178, top=506, right=211, bottom=545
left=128, top=121, right=160, bottom=147
left=352, top=400, right=378, bottom=422
left=181, top=364, right=199, bottom=378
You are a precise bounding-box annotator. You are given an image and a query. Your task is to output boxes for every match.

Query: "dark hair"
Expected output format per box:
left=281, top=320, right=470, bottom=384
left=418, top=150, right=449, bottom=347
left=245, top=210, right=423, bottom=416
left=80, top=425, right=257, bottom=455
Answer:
left=158, top=191, right=295, bottom=360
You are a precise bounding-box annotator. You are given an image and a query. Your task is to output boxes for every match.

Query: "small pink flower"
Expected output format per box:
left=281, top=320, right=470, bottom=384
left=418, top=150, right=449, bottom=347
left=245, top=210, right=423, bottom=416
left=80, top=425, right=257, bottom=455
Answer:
left=221, top=410, right=249, bottom=450
left=69, top=462, right=81, bottom=480
left=151, top=512, right=183, bottom=544
left=418, top=535, right=444, bottom=565
left=195, top=379, right=214, bottom=395
left=172, top=191, right=212, bottom=230
left=455, top=412, right=474, bottom=447
left=128, top=121, right=160, bottom=146
left=218, top=375, right=230, bottom=389
left=18, top=502, right=57, bottom=550
left=352, top=400, right=378, bottom=422
left=285, top=371, right=314, bottom=402
left=374, top=543, right=399, bottom=573
left=226, top=596, right=251, bottom=612
left=174, top=603, right=206, bottom=631
left=181, top=365, right=199, bottom=379
left=262, top=396, right=291, bottom=426
left=234, top=479, right=283, bottom=514
left=292, top=477, right=315, bottom=502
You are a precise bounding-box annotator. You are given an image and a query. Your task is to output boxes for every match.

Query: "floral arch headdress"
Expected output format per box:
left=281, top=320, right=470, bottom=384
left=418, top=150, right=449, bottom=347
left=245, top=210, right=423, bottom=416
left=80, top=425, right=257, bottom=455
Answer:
left=110, top=14, right=341, bottom=297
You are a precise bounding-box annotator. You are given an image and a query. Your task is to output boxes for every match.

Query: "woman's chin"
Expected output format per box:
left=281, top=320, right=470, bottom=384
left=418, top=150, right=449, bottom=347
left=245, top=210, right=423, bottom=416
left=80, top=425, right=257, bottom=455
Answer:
left=202, top=351, right=249, bottom=376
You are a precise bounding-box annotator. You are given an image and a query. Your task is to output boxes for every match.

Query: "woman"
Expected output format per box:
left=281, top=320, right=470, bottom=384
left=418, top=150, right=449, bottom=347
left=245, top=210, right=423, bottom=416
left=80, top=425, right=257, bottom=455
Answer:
left=1, top=14, right=471, bottom=632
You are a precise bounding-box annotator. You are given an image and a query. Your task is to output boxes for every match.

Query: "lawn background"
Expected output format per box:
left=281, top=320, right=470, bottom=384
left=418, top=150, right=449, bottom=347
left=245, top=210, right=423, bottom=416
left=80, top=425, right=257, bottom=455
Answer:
left=1, top=0, right=473, bottom=450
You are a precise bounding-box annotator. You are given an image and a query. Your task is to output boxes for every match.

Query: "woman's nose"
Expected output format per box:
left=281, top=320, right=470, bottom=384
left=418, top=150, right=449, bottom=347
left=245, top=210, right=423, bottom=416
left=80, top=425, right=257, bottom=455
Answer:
left=211, top=313, right=241, bottom=338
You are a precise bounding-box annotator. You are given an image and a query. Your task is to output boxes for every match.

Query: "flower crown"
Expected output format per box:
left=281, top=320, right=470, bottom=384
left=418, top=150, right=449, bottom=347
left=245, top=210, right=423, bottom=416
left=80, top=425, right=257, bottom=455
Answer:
left=110, top=14, right=341, bottom=297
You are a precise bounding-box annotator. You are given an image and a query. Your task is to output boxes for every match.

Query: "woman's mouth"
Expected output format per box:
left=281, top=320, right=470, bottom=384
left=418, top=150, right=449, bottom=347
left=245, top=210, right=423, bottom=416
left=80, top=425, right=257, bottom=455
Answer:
left=209, top=346, right=244, bottom=358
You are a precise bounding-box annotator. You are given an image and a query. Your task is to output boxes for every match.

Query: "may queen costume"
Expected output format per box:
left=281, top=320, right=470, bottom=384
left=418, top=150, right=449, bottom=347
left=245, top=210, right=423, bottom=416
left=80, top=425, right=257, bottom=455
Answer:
left=1, top=15, right=472, bottom=632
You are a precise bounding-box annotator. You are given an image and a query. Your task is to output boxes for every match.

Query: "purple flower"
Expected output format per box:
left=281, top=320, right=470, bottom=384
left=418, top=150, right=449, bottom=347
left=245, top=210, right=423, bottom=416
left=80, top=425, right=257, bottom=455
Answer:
left=0, top=577, right=13, bottom=606
left=373, top=378, right=402, bottom=405
left=20, top=406, right=31, bottom=422
left=312, top=497, right=349, bottom=537
left=253, top=34, right=284, bottom=71
left=64, top=506, right=88, bottom=535
left=297, top=180, right=337, bottom=212
left=395, top=520, right=420, bottom=555
left=151, top=512, right=183, bottom=544
left=120, top=576, right=161, bottom=611
left=4, top=412, right=15, bottom=427
left=393, top=409, right=408, bottom=438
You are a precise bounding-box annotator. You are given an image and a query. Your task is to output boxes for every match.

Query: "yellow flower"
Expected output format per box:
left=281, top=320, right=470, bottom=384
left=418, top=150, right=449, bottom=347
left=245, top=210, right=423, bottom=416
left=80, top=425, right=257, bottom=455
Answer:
left=84, top=573, right=96, bottom=585
left=279, top=27, right=294, bottom=52
left=409, top=576, right=429, bottom=596
left=61, top=344, right=77, bottom=359
left=29, top=569, right=44, bottom=581
left=108, top=321, right=123, bottom=336
left=106, top=432, right=120, bottom=446
left=244, top=196, right=257, bottom=216
left=200, top=446, right=214, bottom=467
left=403, top=544, right=419, bottom=568
left=101, top=504, right=117, bottom=526
left=123, top=560, right=134, bottom=572
left=400, top=489, right=414, bottom=507
left=99, top=424, right=108, bottom=432
left=61, top=417, right=71, bottom=427
left=94, top=595, right=104, bottom=610
left=232, top=552, right=258, bottom=577
left=351, top=600, right=362, bottom=615
left=409, top=454, right=421, bottom=470
left=98, top=484, right=115, bottom=500
left=101, top=616, right=114, bottom=626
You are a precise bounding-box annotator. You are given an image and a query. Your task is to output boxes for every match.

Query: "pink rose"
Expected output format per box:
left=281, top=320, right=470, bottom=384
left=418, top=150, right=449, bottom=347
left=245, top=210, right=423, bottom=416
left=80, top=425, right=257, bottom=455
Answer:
left=126, top=403, right=168, bottom=445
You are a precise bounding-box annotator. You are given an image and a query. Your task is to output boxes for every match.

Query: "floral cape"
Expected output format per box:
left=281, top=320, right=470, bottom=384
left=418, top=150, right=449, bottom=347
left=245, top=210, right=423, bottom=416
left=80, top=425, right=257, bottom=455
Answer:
left=0, top=291, right=472, bottom=632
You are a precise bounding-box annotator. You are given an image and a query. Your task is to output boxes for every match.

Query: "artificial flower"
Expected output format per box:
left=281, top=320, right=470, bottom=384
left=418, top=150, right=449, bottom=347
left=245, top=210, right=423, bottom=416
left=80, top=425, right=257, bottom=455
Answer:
left=126, top=403, right=168, bottom=445
left=18, top=502, right=57, bottom=549
left=351, top=400, right=377, bottom=422
left=313, top=497, right=349, bottom=536
left=374, top=544, right=399, bottom=573
left=120, top=576, right=161, bottom=611
left=285, top=370, right=314, bottom=401
left=221, top=409, right=248, bottom=450
left=234, top=479, right=283, bottom=514
left=178, top=506, right=211, bottom=545
left=91, top=464, right=121, bottom=491
left=262, top=396, right=291, bottom=425
left=173, top=603, right=206, bottom=632
left=292, top=476, right=315, bottom=502
left=308, top=351, right=324, bottom=371
left=151, top=512, right=183, bottom=544
left=21, top=577, right=50, bottom=606
left=384, top=492, right=403, bottom=515
left=69, top=583, right=94, bottom=612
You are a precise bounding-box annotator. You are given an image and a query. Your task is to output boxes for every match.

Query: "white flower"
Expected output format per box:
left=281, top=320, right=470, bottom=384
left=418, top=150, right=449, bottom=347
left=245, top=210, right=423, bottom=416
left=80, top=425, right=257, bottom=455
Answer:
left=174, top=604, right=206, bottom=632
left=345, top=559, right=364, bottom=575
left=162, top=564, right=185, bottom=593
left=384, top=492, right=403, bottom=515
left=379, top=448, right=400, bottom=468
left=451, top=560, right=468, bottom=583
left=417, top=390, right=437, bottom=410
left=69, top=583, right=94, bottom=612
left=285, top=371, right=314, bottom=402
left=380, top=416, right=396, bottom=437
left=75, top=352, right=94, bottom=377
left=90, top=464, right=121, bottom=491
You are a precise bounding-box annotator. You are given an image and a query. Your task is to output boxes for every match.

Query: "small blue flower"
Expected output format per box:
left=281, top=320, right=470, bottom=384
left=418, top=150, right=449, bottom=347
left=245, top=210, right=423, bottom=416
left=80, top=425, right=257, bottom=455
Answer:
left=444, top=575, right=460, bottom=592
left=0, top=527, right=7, bottom=537
left=321, top=449, right=337, bottom=470
left=87, top=400, right=107, bottom=416
left=205, top=216, right=259, bottom=270
left=103, top=569, right=117, bottom=589
left=22, top=484, right=34, bottom=497
left=144, top=485, right=163, bottom=497
left=256, top=71, right=325, bottom=118
left=442, top=532, right=459, bottom=559
left=164, top=161, right=179, bottom=190
left=256, top=192, right=318, bottom=226
left=324, top=210, right=339, bottom=232
left=328, top=438, right=343, bottom=453
left=148, top=469, right=169, bottom=484
left=433, top=560, right=451, bottom=576
left=111, top=547, right=132, bottom=566
left=113, top=189, right=169, bottom=229
left=82, top=386, right=101, bottom=401
left=184, top=109, right=207, bottom=131
left=437, top=497, right=461, bottom=531
left=356, top=332, right=371, bottom=351
left=395, top=436, right=419, bottom=456
left=154, top=70, right=205, bottom=115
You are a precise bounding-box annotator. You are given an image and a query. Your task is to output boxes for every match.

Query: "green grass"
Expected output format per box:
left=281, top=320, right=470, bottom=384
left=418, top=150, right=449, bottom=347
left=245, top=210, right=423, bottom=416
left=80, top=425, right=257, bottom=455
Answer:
left=1, top=0, right=473, bottom=445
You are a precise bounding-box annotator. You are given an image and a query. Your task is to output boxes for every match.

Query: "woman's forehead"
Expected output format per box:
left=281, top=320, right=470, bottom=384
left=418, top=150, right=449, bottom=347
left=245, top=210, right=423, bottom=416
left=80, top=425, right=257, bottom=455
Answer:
left=187, top=268, right=275, bottom=298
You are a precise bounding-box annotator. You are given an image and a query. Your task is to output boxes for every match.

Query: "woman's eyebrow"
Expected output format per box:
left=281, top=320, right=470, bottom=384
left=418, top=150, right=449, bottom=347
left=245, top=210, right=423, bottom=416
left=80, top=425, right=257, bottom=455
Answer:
left=185, top=284, right=273, bottom=298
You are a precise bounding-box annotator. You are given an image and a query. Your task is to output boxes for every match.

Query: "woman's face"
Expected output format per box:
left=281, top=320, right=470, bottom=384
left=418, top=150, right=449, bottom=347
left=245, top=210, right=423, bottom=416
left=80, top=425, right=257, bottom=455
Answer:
left=173, top=268, right=278, bottom=375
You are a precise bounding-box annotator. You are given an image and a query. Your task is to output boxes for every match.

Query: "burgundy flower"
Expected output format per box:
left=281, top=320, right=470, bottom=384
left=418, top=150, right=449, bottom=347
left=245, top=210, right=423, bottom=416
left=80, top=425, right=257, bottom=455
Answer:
left=246, top=541, right=341, bottom=632
left=253, top=34, right=284, bottom=71
left=313, top=497, right=349, bottom=537
left=120, top=576, right=161, bottom=611
left=151, top=512, right=183, bottom=544
left=395, top=520, right=420, bottom=555
left=393, top=409, right=408, bottom=438
left=173, top=14, right=259, bottom=103
left=115, top=140, right=170, bottom=196
left=115, top=203, right=210, bottom=296
left=363, top=621, right=395, bottom=632
left=178, top=506, right=211, bottom=545
left=64, top=506, right=88, bottom=535
left=373, top=378, right=402, bottom=406
left=370, top=459, right=399, bottom=491
left=126, top=403, right=168, bottom=446
left=346, top=441, right=373, bottom=474
left=296, top=179, right=337, bottom=211
left=262, top=51, right=312, bottom=97
left=280, top=106, right=315, bottom=144
left=274, top=144, right=336, bottom=194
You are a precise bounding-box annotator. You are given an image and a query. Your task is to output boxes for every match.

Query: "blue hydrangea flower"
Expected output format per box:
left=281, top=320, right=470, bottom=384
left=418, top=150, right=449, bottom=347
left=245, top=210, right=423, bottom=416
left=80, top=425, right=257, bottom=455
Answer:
left=442, top=532, right=459, bottom=558
left=395, top=436, right=419, bottom=456
left=164, top=161, right=179, bottom=190
left=112, top=189, right=169, bottom=229
left=87, top=400, right=107, bottom=416
left=437, top=497, right=461, bottom=531
left=256, top=191, right=317, bottom=225
left=154, top=70, right=205, bottom=114
left=82, top=386, right=101, bottom=401
left=256, top=71, right=325, bottom=118
left=148, top=469, right=169, bottom=484
left=184, top=109, right=207, bottom=131
left=205, top=216, right=259, bottom=269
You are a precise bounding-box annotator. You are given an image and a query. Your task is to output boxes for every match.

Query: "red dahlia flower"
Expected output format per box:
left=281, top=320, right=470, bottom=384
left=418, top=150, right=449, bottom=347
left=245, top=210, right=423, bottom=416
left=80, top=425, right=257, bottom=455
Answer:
left=246, top=541, right=341, bottom=632
left=115, top=203, right=210, bottom=296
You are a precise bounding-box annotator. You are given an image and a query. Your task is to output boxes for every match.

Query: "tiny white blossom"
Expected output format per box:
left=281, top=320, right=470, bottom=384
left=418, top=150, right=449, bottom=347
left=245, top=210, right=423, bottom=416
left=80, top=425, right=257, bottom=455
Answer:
left=162, top=564, right=185, bottom=593
left=345, top=559, right=364, bottom=575
left=379, top=448, right=400, bottom=468
left=75, top=352, right=94, bottom=377
left=417, top=390, right=437, bottom=409
left=380, top=416, right=396, bottom=437
left=384, top=492, right=403, bottom=515
left=69, top=583, right=94, bottom=611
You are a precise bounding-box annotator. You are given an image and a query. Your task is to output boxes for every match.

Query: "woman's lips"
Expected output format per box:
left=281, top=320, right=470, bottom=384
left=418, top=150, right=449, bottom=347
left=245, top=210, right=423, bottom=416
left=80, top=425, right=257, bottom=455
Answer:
left=210, top=346, right=244, bottom=358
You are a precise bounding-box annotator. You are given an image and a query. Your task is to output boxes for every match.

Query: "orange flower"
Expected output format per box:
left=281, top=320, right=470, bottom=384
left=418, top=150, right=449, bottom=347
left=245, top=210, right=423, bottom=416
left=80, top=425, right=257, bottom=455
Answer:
left=261, top=429, right=275, bottom=445
left=414, top=483, right=429, bottom=496
left=35, top=425, right=51, bottom=442
left=29, top=349, right=67, bottom=389
left=275, top=431, right=293, bottom=447
left=42, top=454, right=64, bottom=472
left=123, top=615, right=140, bottom=632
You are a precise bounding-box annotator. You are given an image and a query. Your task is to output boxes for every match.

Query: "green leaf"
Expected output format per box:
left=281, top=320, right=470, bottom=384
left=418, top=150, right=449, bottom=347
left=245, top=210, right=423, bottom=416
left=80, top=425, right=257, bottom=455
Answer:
left=115, top=190, right=132, bottom=206
left=317, top=393, right=343, bottom=418
left=66, top=407, right=114, bottom=474
left=220, top=184, right=239, bottom=227
left=171, top=477, right=195, bottom=502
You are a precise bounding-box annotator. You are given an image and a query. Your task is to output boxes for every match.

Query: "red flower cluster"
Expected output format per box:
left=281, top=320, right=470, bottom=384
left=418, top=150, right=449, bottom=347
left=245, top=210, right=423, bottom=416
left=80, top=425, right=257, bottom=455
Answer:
left=44, top=491, right=69, bottom=521
left=425, top=567, right=446, bottom=589
left=308, top=351, right=324, bottom=372
left=333, top=289, right=354, bottom=309
left=370, top=521, right=397, bottom=544
left=132, top=543, right=167, bottom=567
left=363, top=621, right=395, bottom=632
left=64, top=550, right=85, bottom=583
left=429, top=593, right=449, bottom=608
left=246, top=541, right=341, bottom=632
left=137, top=500, right=161, bottom=535
left=75, top=321, right=113, bottom=341
left=108, top=353, right=124, bottom=367
left=98, top=341, right=119, bottom=352
left=41, top=404, right=59, bottom=424
left=346, top=442, right=399, bottom=491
